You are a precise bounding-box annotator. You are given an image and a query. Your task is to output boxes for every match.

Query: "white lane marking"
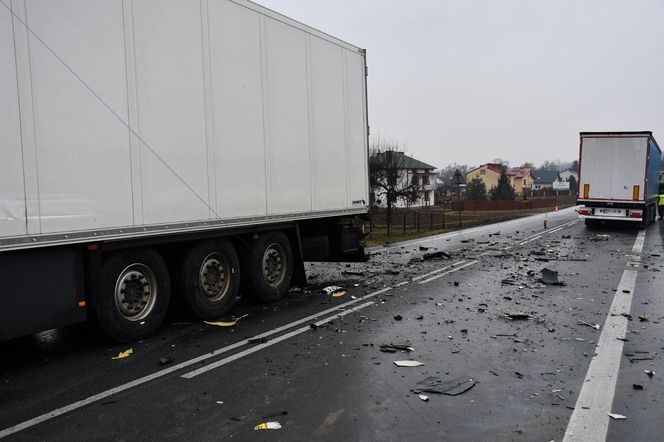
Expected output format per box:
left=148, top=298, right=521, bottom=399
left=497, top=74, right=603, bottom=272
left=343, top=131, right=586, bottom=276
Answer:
left=0, top=287, right=391, bottom=439
left=518, top=235, right=542, bottom=246
left=632, top=229, right=645, bottom=254
left=410, top=260, right=467, bottom=282
left=563, top=230, right=645, bottom=442
left=516, top=219, right=577, bottom=244
left=374, top=206, right=579, bottom=249
left=417, top=260, right=479, bottom=284
left=182, top=301, right=376, bottom=379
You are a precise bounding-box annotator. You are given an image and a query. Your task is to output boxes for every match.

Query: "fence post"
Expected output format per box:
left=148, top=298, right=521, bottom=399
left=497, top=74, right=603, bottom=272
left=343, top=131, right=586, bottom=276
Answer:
left=442, top=210, right=445, bottom=229
left=430, top=213, right=433, bottom=230
left=417, top=213, right=420, bottom=233
left=403, top=212, right=406, bottom=234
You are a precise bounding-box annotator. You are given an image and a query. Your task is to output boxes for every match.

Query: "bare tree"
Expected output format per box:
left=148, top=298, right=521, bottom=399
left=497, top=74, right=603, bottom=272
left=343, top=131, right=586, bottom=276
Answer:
left=369, top=138, right=419, bottom=236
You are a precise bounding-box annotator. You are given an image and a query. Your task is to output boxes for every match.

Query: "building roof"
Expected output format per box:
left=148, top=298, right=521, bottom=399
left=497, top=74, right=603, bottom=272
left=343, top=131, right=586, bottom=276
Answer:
left=380, top=151, right=436, bottom=170
left=511, top=167, right=532, bottom=179
left=467, top=163, right=506, bottom=175
left=532, top=169, right=560, bottom=184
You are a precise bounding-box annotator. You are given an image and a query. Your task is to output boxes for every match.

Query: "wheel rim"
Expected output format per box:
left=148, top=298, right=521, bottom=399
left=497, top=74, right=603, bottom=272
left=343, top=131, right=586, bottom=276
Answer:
left=262, top=243, right=286, bottom=287
left=198, top=252, right=230, bottom=302
left=114, top=263, right=158, bottom=321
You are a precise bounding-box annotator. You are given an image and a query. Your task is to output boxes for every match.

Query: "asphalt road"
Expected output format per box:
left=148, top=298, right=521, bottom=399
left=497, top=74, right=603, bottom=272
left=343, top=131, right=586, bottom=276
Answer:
left=1, top=206, right=663, bottom=441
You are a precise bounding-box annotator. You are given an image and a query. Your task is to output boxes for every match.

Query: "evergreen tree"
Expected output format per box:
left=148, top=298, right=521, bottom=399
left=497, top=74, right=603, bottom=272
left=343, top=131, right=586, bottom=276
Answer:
left=466, top=177, right=487, bottom=200
left=490, top=170, right=516, bottom=200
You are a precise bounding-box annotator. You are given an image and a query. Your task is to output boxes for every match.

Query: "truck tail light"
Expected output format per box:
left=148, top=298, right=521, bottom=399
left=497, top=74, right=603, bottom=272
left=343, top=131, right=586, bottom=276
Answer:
left=633, top=185, right=640, bottom=201
left=578, top=208, right=592, bottom=216
left=583, top=184, right=589, bottom=199
left=629, top=210, right=643, bottom=219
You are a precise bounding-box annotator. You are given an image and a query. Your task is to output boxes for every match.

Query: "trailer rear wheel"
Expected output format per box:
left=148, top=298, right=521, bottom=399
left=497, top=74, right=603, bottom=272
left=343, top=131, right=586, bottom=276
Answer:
left=244, top=231, right=293, bottom=302
left=96, top=249, right=170, bottom=342
left=179, top=240, right=240, bottom=320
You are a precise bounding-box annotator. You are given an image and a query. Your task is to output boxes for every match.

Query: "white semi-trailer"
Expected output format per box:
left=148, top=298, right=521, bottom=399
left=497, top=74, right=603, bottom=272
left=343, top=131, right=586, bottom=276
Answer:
left=577, top=132, right=661, bottom=227
left=0, top=0, right=369, bottom=342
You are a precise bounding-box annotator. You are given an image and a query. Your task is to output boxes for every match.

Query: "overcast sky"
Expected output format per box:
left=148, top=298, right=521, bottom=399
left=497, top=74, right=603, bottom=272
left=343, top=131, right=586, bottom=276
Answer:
left=258, top=0, right=664, bottom=170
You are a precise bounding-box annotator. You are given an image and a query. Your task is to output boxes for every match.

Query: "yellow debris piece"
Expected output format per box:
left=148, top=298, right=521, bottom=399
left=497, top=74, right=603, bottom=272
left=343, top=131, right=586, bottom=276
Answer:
left=204, top=314, right=249, bottom=327
left=332, top=290, right=347, bottom=298
left=254, top=422, right=282, bottom=430
left=112, top=348, right=133, bottom=360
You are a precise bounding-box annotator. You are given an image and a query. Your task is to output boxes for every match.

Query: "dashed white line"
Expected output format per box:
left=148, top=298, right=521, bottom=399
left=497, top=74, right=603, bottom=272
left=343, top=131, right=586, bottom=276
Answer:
left=563, top=229, right=645, bottom=442
left=410, top=260, right=467, bottom=282
left=417, top=260, right=479, bottom=284
left=182, top=301, right=376, bottom=379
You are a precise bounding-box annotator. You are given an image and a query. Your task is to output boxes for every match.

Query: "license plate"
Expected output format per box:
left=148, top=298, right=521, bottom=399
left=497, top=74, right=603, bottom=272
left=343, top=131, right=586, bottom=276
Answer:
left=598, top=208, right=623, bottom=216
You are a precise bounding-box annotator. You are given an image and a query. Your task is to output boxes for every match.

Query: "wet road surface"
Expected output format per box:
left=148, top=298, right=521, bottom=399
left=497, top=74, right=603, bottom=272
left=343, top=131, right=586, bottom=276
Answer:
left=2, top=207, right=663, bottom=441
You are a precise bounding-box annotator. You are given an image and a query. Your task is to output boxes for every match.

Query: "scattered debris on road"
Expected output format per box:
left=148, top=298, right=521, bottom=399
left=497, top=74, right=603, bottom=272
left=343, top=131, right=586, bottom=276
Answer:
left=423, top=251, right=452, bottom=261
left=204, top=314, right=249, bottom=327
left=159, top=357, right=173, bottom=365
left=539, top=268, right=566, bottom=286
left=633, top=384, right=644, bottom=390
left=578, top=320, right=600, bottom=330
left=112, top=348, right=133, bottom=360
left=418, top=394, right=430, bottom=402
left=322, top=286, right=345, bottom=296
left=248, top=337, right=269, bottom=344
left=607, top=412, right=627, bottom=420
left=254, top=422, right=282, bottom=430
left=504, top=310, right=532, bottom=321
left=645, top=370, right=655, bottom=377
left=394, top=360, right=425, bottom=367
left=380, top=343, right=414, bottom=353
left=412, top=376, right=476, bottom=396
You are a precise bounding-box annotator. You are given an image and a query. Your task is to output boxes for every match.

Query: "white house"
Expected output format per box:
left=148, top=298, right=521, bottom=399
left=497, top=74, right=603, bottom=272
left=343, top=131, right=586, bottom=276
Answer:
left=371, top=152, right=437, bottom=208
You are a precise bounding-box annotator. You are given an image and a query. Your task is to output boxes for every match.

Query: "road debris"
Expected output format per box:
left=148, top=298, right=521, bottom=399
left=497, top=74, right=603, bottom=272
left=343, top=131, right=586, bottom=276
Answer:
left=638, top=314, right=649, bottom=322
left=633, top=384, right=644, bottom=390
left=394, top=360, right=425, bottom=367
left=393, top=315, right=403, bottom=321
left=418, top=394, right=430, bottom=402
left=539, top=268, right=565, bottom=286
left=591, top=234, right=610, bottom=241
left=204, top=314, right=249, bottom=327
left=607, top=412, right=626, bottom=420
left=112, top=348, right=133, bottom=360
left=645, top=370, right=655, bottom=377
left=578, top=320, right=600, bottom=330
left=504, top=311, right=532, bottom=320
left=422, top=251, right=451, bottom=260
left=322, top=286, right=345, bottom=296
left=248, top=337, right=269, bottom=344
left=254, top=422, right=282, bottom=430
left=159, top=357, right=174, bottom=365
left=412, top=376, right=476, bottom=396
left=380, top=343, right=414, bottom=353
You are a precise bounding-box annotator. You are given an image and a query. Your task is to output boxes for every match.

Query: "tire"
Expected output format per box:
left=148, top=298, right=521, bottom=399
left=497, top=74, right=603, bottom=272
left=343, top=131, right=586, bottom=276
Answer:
left=242, top=231, right=294, bottom=303
left=178, top=239, right=240, bottom=320
left=95, top=249, right=170, bottom=343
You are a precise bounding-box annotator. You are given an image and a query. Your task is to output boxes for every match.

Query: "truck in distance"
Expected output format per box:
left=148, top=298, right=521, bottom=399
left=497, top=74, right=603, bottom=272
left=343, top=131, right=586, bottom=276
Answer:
left=577, top=131, right=661, bottom=227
